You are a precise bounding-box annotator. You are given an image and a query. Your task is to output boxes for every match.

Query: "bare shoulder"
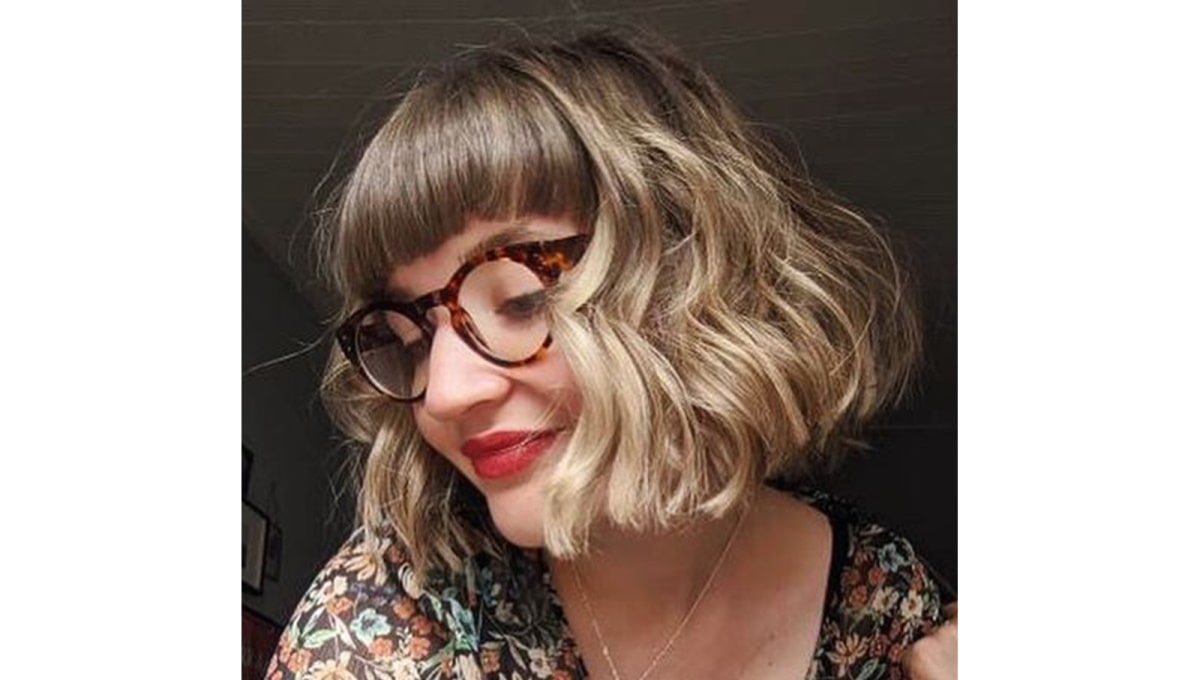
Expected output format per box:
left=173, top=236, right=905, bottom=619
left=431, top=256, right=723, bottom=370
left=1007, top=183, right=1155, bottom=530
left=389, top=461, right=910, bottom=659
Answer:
left=760, top=485, right=833, bottom=536
left=749, top=487, right=835, bottom=612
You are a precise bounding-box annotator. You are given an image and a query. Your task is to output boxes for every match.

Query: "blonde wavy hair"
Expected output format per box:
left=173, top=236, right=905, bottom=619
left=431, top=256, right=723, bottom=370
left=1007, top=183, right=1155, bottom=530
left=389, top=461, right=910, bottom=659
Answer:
left=318, top=26, right=922, bottom=581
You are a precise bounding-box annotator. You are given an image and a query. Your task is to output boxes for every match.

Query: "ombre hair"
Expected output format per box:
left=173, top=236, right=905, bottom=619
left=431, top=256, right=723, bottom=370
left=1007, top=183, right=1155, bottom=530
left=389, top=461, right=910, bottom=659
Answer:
left=318, top=26, right=922, bottom=581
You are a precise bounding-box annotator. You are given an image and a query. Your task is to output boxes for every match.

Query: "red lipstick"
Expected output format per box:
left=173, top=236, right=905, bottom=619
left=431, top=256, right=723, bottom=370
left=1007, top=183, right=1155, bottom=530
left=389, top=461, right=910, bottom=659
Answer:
left=460, top=430, right=559, bottom=480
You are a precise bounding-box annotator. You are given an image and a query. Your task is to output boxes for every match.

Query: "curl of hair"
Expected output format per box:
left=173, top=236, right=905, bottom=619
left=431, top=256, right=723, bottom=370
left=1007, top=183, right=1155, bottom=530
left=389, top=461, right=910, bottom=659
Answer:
left=317, top=26, right=921, bottom=582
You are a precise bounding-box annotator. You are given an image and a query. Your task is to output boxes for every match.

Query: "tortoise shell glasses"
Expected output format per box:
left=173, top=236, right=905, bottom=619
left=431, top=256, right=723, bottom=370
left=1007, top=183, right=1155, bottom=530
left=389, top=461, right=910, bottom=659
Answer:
left=336, top=233, right=591, bottom=402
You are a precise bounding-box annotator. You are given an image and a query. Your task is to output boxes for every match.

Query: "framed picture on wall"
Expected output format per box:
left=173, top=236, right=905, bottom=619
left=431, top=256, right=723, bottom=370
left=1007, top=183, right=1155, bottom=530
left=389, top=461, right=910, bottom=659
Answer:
left=242, top=500, right=268, bottom=593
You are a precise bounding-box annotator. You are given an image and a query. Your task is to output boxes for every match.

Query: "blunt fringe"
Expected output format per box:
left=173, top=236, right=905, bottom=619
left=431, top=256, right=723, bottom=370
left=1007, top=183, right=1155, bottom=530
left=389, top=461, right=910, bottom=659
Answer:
left=318, top=26, right=923, bottom=582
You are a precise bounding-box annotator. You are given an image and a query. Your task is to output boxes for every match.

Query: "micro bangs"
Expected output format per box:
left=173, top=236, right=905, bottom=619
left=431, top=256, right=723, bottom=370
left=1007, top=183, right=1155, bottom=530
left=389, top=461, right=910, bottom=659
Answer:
left=332, top=52, right=599, bottom=302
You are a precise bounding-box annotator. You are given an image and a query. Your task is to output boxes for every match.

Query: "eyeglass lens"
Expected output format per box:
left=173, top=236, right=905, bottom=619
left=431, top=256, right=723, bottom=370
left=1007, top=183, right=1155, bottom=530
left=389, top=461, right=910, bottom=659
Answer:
left=354, top=259, right=552, bottom=399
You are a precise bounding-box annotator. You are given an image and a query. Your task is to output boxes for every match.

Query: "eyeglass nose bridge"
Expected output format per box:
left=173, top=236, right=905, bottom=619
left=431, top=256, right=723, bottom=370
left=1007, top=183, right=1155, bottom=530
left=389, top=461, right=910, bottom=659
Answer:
left=409, top=287, right=496, bottom=358
left=408, top=287, right=451, bottom=322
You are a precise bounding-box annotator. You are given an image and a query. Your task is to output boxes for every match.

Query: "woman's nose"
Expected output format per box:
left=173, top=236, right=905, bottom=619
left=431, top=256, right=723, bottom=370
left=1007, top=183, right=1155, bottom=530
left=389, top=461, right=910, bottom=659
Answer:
left=420, top=314, right=511, bottom=421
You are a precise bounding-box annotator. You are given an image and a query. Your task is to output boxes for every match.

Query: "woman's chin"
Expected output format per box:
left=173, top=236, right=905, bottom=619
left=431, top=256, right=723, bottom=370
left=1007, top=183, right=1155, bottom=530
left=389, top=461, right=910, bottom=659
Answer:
left=484, top=488, right=547, bottom=549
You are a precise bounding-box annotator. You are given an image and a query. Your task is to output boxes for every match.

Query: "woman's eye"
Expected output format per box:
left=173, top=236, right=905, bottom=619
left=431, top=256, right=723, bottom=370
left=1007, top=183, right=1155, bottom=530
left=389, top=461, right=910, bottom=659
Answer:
left=497, top=290, right=547, bottom=318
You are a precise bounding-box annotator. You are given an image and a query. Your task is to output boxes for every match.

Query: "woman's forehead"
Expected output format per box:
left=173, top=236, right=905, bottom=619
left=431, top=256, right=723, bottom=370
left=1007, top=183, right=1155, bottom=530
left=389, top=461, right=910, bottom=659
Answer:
left=383, top=215, right=582, bottom=300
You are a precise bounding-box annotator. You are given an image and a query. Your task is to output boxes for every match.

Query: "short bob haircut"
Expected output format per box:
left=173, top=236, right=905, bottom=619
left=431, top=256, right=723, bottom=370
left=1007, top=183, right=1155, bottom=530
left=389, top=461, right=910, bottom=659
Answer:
left=320, top=26, right=922, bottom=581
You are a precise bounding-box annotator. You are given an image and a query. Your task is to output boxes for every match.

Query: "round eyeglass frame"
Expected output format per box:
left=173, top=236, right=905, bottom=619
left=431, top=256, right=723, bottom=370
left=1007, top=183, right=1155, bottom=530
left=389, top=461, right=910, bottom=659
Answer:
left=335, top=233, right=591, bottom=402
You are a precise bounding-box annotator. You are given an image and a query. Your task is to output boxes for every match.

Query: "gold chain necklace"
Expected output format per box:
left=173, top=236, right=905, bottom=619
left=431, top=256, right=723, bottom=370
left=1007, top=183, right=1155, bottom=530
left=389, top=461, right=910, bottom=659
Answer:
left=568, top=509, right=749, bottom=680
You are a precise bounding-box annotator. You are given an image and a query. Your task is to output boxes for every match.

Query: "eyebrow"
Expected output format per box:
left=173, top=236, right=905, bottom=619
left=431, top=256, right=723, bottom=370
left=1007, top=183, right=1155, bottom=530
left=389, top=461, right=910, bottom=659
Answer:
left=384, top=223, right=548, bottom=301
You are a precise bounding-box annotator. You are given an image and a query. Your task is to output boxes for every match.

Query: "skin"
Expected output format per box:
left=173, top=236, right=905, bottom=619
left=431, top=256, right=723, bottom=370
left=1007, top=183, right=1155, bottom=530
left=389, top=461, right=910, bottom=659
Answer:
left=387, top=215, right=583, bottom=549
left=549, top=487, right=832, bottom=680
left=903, top=603, right=958, bottom=680
left=388, top=214, right=955, bottom=679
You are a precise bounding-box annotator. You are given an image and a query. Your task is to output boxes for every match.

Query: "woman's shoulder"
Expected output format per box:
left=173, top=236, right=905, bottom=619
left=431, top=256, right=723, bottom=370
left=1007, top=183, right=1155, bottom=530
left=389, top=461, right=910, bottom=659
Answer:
left=264, top=527, right=466, bottom=680
left=773, top=484, right=947, bottom=679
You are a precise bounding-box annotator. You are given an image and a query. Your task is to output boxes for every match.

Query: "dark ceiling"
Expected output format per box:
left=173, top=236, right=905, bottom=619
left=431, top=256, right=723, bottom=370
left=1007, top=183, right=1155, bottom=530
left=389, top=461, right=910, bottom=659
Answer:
left=243, top=0, right=956, bottom=318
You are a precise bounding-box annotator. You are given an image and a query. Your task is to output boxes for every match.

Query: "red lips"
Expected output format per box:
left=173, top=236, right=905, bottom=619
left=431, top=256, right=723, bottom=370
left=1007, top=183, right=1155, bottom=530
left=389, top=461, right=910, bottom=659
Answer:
left=461, top=430, right=559, bottom=479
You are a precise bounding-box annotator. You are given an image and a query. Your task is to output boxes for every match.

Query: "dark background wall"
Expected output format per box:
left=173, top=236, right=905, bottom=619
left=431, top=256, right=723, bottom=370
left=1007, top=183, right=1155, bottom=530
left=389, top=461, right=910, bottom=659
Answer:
left=243, top=230, right=354, bottom=623
left=243, top=0, right=956, bottom=621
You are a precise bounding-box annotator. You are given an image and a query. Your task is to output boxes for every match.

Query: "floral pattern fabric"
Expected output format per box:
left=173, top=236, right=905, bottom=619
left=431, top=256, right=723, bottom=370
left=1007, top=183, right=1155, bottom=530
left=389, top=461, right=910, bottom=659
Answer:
left=266, top=489, right=944, bottom=680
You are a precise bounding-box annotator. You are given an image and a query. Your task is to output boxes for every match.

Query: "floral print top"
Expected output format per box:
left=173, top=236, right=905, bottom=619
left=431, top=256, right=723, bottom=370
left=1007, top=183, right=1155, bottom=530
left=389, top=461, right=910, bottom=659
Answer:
left=266, top=488, right=946, bottom=680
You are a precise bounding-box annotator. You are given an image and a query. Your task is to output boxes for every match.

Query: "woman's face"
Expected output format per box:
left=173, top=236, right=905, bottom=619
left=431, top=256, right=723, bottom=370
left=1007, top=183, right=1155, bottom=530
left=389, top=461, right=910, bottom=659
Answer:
left=386, top=215, right=583, bottom=548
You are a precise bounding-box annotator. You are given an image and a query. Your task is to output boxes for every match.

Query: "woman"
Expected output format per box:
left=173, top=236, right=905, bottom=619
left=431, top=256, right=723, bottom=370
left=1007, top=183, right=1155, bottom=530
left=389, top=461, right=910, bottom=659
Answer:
left=268, top=27, right=955, bottom=680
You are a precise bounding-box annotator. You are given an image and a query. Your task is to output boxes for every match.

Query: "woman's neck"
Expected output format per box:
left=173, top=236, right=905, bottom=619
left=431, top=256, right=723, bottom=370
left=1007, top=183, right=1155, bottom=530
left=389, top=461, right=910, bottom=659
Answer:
left=545, top=491, right=757, bottom=631
left=543, top=486, right=834, bottom=680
